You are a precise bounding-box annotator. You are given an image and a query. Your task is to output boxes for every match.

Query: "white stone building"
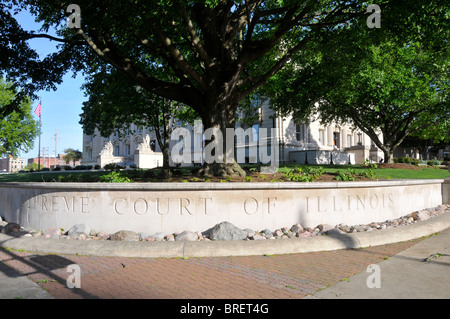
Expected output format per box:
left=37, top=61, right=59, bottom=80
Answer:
left=81, top=101, right=384, bottom=168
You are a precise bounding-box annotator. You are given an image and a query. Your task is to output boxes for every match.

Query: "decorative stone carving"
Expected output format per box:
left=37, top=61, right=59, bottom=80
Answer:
left=100, top=141, right=113, bottom=156
left=136, top=134, right=153, bottom=153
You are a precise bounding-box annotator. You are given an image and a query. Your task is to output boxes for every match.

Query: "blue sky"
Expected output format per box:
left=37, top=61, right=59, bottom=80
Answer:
left=13, top=10, right=86, bottom=160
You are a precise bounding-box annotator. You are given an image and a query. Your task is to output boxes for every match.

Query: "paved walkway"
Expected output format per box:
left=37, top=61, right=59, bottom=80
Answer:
left=0, top=230, right=448, bottom=300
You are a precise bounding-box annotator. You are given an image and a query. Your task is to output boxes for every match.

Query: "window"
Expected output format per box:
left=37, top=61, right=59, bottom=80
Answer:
left=319, top=129, right=325, bottom=145
left=333, top=132, right=341, bottom=148
left=347, top=134, right=352, bottom=147
left=125, top=144, right=131, bottom=156
left=114, top=145, right=120, bottom=156
left=296, top=123, right=307, bottom=142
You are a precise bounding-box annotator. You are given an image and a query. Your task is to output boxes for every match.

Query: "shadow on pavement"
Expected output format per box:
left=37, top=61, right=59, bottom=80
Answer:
left=0, top=244, right=99, bottom=299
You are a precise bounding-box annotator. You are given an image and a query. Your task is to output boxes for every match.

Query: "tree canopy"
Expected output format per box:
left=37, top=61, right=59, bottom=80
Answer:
left=0, top=78, right=39, bottom=157
left=2, top=0, right=448, bottom=171
left=262, top=1, right=449, bottom=163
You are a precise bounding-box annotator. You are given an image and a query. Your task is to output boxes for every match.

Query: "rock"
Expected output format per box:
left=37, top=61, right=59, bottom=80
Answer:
left=351, top=225, right=367, bottom=232
left=151, top=232, right=167, bottom=241
left=252, top=233, right=266, bottom=240
left=244, top=228, right=254, bottom=237
left=2, top=222, right=21, bottom=235
left=175, top=231, right=199, bottom=241
left=43, top=227, right=61, bottom=238
left=298, top=231, right=311, bottom=238
left=68, top=224, right=91, bottom=237
left=32, top=231, right=42, bottom=237
left=411, top=210, right=431, bottom=222
left=261, top=229, right=273, bottom=239
left=317, top=224, right=333, bottom=233
left=139, top=233, right=150, bottom=241
left=274, top=229, right=283, bottom=237
left=290, top=223, right=303, bottom=234
left=110, top=230, right=140, bottom=241
left=338, top=225, right=351, bottom=233
left=97, top=232, right=110, bottom=240
left=209, top=221, right=248, bottom=241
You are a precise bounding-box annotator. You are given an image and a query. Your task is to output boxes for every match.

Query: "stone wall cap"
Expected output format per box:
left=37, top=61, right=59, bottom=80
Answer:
left=0, top=179, right=445, bottom=191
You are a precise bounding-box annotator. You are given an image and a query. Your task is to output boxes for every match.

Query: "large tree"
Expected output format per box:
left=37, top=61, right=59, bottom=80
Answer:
left=0, top=78, right=39, bottom=157
left=263, top=2, right=449, bottom=163
left=4, top=1, right=445, bottom=173
left=6, top=0, right=374, bottom=176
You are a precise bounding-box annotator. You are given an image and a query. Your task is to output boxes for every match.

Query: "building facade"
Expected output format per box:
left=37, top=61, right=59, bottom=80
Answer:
left=0, top=156, right=26, bottom=173
left=27, top=154, right=81, bottom=169
left=82, top=101, right=384, bottom=168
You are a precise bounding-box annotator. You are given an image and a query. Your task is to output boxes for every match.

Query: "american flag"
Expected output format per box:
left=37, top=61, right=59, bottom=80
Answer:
left=34, top=102, right=41, bottom=117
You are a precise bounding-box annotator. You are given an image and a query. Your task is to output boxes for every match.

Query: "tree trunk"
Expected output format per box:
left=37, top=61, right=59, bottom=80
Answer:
left=383, top=148, right=395, bottom=164
left=196, top=99, right=247, bottom=177
left=162, top=133, right=170, bottom=169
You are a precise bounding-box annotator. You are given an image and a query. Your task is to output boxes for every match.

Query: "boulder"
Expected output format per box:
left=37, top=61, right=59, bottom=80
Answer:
left=209, top=221, right=247, bottom=241
left=110, top=230, right=140, bottom=241
left=175, top=231, right=199, bottom=241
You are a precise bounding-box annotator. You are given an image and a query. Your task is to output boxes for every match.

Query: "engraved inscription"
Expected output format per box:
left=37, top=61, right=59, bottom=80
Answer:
left=306, top=192, right=394, bottom=213
left=243, top=197, right=258, bottom=215
left=25, top=195, right=89, bottom=214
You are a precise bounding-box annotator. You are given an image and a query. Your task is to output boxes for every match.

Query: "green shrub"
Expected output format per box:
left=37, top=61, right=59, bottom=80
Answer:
left=285, top=166, right=324, bottom=182
left=335, top=170, right=357, bottom=181
left=99, top=171, right=131, bottom=183
left=104, top=163, right=124, bottom=171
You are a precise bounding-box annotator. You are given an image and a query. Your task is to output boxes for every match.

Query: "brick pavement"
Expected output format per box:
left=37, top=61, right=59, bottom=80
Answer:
left=0, top=237, right=423, bottom=299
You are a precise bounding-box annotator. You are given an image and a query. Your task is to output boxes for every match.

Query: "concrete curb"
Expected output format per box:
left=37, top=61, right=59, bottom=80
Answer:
left=1, top=213, right=449, bottom=258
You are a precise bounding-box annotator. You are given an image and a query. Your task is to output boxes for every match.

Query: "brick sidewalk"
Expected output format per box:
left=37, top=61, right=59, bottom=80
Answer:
left=0, top=238, right=423, bottom=299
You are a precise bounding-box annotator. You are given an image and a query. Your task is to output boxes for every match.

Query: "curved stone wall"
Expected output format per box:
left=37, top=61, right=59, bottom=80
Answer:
left=0, top=180, right=445, bottom=235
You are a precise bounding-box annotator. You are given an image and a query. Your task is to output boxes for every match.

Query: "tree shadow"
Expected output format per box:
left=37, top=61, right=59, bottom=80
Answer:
left=0, top=244, right=99, bottom=299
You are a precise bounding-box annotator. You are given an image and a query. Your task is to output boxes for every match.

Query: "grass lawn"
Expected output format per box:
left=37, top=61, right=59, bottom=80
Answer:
left=0, top=164, right=448, bottom=183
left=278, top=164, right=450, bottom=180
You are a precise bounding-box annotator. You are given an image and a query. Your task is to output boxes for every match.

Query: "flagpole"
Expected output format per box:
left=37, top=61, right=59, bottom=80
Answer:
left=37, top=97, right=41, bottom=171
